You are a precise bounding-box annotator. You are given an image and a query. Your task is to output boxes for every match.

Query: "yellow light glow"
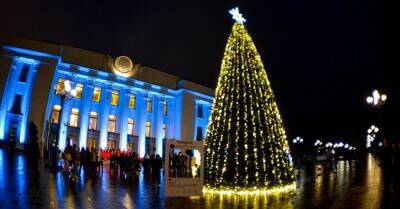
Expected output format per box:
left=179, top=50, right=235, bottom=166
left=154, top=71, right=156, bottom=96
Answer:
left=112, top=56, right=135, bottom=77
left=205, top=22, right=295, bottom=190
left=203, top=183, right=296, bottom=196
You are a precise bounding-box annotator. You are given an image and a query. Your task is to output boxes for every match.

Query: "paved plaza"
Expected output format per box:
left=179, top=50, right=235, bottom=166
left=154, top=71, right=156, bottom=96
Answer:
left=0, top=149, right=399, bottom=209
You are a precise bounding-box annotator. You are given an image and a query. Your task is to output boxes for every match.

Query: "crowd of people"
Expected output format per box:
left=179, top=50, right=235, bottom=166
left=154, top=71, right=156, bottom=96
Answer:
left=49, top=144, right=163, bottom=185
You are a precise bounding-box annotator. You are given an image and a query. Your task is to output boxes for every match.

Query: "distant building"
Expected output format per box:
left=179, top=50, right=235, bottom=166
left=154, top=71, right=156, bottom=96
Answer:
left=0, top=37, right=214, bottom=157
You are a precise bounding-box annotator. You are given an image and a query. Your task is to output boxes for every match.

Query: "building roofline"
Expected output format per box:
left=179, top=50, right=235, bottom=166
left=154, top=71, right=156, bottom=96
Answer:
left=1, top=37, right=214, bottom=97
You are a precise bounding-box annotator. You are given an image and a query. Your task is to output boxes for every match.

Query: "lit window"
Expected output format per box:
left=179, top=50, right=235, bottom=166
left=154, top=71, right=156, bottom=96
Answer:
left=51, top=105, right=61, bottom=124
left=197, top=104, right=203, bottom=118
left=69, top=108, right=79, bottom=127
left=75, top=83, right=83, bottom=99
left=129, top=95, right=136, bottom=109
left=56, top=78, right=65, bottom=92
left=128, top=118, right=134, bottom=135
left=162, top=124, right=167, bottom=139
left=163, top=100, right=167, bottom=115
left=108, top=115, right=117, bottom=133
left=107, top=140, right=116, bottom=149
left=146, top=99, right=152, bottom=112
left=92, top=87, right=101, bottom=102
left=145, top=121, right=151, bottom=137
left=196, top=126, right=203, bottom=141
left=18, top=64, right=29, bottom=82
left=111, top=91, right=119, bottom=106
left=89, top=111, right=98, bottom=130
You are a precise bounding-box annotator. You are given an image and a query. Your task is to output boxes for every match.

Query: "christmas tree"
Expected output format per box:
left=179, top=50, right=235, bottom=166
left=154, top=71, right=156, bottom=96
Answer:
left=204, top=8, right=295, bottom=194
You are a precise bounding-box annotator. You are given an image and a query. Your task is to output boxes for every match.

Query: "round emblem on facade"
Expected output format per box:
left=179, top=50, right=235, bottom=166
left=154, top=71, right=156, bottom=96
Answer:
left=114, top=56, right=133, bottom=74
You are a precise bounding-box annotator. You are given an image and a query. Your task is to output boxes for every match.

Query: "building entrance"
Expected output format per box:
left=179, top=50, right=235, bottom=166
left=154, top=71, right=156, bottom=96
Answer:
left=107, top=140, right=117, bottom=150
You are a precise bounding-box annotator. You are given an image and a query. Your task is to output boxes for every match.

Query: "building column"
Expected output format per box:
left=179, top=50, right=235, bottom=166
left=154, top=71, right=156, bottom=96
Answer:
left=99, top=85, right=112, bottom=149
left=19, top=63, right=37, bottom=144
left=119, top=89, right=129, bottom=150
left=136, top=93, right=147, bottom=157
left=155, top=96, right=164, bottom=157
left=78, top=82, right=93, bottom=148
left=0, top=60, right=18, bottom=139
left=203, top=104, right=211, bottom=138
left=58, top=98, right=72, bottom=150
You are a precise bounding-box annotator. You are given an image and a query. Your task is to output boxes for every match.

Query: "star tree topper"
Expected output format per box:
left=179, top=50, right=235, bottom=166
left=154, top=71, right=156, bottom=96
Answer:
left=229, top=7, right=246, bottom=24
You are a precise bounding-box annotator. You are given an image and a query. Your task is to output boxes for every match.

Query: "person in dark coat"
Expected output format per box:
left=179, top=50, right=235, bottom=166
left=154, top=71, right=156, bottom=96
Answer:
left=152, top=154, right=162, bottom=186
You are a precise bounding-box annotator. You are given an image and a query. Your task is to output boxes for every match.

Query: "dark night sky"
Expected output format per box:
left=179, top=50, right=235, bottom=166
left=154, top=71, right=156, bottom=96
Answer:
left=1, top=0, right=399, bottom=145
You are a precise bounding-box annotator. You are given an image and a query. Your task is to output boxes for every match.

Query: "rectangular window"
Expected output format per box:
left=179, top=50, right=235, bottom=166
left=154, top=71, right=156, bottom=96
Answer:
left=92, top=87, right=101, bottom=103
left=145, top=121, right=151, bottom=137
left=107, top=140, right=116, bottom=150
left=11, top=94, right=22, bottom=114
left=162, top=123, right=167, bottom=139
left=75, top=83, right=83, bottom=99
left=56, top=78, right=65, bottom=92
left=129, top=95, right=136, bottom=109
left=51, top=105, right=61, bottom=124
left=196, top=126, right=203, bottom=141
left=89, top=111, right=98, bottom=130
left=108, top=115, right=117, bottom=133
left=69, top=108, right=79, bottom=127
left=128, top=118, right=134, bottom=135
left=111, top=91, right=119, bottom=106
left=163, top=100, right=168, bottom=115
left=146, top=99, right=152, bottom=112
left=18, top=64, right=29, bottom=82
left=197, top=104, right=203, bottom=118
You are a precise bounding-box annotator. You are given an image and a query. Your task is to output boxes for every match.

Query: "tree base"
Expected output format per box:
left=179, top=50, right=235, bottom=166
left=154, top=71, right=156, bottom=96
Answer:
left=203, top=182, right=296, bottom=195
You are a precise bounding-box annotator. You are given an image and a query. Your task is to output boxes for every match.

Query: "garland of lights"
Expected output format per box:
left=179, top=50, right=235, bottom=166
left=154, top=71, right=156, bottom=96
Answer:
left=204, top=8, right=295, bottom=194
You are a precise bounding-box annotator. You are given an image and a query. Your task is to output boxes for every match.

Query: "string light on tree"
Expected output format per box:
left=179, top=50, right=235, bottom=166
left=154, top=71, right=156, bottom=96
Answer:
left=204, top=8, right=295, bottom=194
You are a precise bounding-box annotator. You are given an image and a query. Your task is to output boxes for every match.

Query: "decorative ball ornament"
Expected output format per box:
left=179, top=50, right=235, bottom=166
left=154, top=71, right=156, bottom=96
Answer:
left=114, top=56, right=134, bottom=74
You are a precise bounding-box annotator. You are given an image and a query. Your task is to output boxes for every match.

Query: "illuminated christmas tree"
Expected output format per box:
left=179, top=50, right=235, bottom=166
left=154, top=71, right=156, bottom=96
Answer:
left=204, top=8, right=295, bottom=193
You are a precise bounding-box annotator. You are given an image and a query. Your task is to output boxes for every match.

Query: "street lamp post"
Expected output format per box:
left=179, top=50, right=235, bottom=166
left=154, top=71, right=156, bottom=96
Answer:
left=366, top=124, right=379, bottom=148
left=292, top=136, right=304, bottom=175
left=366, top=89, right=387, bottom=107
left=53, top=80, right=77, bottom=148
left=365, top=89, right=387, bottom=149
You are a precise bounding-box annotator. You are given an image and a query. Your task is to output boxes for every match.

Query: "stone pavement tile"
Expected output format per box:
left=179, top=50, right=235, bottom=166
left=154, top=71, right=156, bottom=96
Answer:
left=1, top=149, right=400, bottom=209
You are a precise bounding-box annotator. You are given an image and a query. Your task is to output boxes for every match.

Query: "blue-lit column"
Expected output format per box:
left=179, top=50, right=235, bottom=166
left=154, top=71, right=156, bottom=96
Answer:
left=99, top=85, right=112, bottom=149
left=136, top=93, right=147, bottom=157
left=166, top=98, right=175, bottom=140
left=118, top=89, right=129, bottom=150
left=78, top=82, right=93, bottom=148
left=0, top=61, right=19, bottom=139
left=203, top=104, right=211, bottom=137
left=58, top=98, right=72, bottom=150
left=19, top=63, right=37, bottom=144
left=155, top=96, right=164, bottom=157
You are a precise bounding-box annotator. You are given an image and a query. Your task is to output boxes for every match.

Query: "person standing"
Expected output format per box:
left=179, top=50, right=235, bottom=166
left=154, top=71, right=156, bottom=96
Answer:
left=64, top=146, right=72, bottom=175
left=79, top=147, right=86, bottom=171
left=71, top=144, right=79, bottom=180
left=143, top=154, right=151, bottom=175
left=177, top=152, right=185, bottom=177
left=90, top=148, right=97, bottom=174
left=152, top=154, right=162, bottom=186
left=98, top=149, right=104, bottom=173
